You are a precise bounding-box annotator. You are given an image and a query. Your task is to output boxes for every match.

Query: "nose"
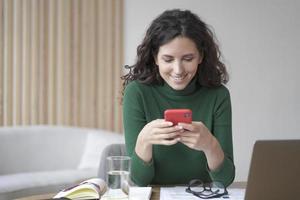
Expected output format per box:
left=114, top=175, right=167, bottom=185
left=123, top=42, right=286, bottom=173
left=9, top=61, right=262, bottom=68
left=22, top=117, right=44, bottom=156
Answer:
left=173, top=61, right=184, bottom=75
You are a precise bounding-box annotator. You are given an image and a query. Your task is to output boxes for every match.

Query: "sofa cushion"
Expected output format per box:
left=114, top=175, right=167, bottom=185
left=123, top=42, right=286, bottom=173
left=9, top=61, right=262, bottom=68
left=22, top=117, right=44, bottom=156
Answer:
left=78, top=130, right=124, bottom=170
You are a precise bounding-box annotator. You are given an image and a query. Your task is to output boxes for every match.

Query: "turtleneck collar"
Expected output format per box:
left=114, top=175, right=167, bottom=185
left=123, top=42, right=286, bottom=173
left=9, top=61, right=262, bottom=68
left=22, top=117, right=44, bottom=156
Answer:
left=157, top=77, right=198, bottom=96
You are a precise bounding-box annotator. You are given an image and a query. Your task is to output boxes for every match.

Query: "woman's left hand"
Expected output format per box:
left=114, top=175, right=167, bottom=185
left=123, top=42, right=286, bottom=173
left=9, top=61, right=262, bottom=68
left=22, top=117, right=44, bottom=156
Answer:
left=178, top=121, right=214, bottom=152
left=178, top=121, right=225, bottom=171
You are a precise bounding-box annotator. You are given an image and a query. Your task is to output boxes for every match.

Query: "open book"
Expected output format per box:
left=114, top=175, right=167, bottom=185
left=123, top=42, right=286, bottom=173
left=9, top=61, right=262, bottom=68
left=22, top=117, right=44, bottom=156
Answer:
left=53, top=178, right=107, bottom=199
left=54, top=177, right=152, bottom=200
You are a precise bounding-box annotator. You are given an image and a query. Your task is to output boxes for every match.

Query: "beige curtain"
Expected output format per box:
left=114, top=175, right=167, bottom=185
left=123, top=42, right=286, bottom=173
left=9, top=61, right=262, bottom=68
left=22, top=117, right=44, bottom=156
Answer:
left=0, top=0, right=124, bottom=133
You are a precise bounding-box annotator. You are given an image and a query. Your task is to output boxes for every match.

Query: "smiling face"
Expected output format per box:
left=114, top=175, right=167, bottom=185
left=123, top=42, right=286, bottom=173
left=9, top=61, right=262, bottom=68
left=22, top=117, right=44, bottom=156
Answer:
left=155, top=36, right=202, bottom=90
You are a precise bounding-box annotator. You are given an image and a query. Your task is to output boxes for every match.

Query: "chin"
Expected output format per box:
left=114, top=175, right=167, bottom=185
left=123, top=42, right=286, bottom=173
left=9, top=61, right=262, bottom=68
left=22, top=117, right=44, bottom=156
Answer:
left=169, top=83, right=188, bottom=90
left=167, top=76, right=192, bottom=90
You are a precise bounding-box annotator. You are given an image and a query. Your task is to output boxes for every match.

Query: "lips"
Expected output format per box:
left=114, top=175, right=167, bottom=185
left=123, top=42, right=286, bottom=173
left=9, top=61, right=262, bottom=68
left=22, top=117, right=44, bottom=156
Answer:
left=171, top=74, right=187, bottom=83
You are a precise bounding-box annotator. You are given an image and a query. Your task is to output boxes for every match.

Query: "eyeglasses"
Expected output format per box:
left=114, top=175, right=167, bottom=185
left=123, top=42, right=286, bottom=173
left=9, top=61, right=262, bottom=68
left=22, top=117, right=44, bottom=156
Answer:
left=186, top=179, right=228, bottom=199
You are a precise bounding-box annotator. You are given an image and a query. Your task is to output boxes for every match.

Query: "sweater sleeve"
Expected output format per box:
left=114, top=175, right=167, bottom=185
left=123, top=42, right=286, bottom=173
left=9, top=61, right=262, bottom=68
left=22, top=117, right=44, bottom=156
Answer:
left=122, top=82, right=155, bottom=186
left=209, top=87, right=235, bottom=187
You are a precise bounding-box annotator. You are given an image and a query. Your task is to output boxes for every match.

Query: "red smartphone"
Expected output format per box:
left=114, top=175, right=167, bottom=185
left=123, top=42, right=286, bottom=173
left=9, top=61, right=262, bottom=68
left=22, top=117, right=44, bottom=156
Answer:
left=164, top=109, right=192, bottom=125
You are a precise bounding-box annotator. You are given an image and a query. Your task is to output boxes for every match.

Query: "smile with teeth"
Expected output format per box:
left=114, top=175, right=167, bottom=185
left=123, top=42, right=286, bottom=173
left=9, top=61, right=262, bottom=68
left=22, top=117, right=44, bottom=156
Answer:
left=171, top=74, right=187, bottom=82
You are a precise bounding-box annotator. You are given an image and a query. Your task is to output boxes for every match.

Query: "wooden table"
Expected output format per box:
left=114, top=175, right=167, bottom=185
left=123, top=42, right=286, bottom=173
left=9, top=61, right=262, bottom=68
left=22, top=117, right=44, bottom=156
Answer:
left=16, top=182, right=246, bottom=200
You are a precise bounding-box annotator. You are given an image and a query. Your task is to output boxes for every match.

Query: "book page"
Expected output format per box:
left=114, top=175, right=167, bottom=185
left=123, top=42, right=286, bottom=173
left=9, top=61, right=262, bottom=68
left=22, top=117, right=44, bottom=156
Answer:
left=53, top=178, right=107, bottom=199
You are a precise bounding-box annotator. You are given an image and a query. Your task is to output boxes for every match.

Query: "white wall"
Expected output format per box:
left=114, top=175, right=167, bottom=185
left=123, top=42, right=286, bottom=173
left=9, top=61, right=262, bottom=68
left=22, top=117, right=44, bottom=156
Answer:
left=124, top=0, right=300, bottom=181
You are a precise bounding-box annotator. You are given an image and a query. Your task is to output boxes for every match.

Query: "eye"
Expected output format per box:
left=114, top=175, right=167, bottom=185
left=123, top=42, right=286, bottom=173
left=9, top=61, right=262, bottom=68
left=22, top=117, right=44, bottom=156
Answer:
left=163, top=59, right=173, bottom=63
left=183, top=57, right=194, bottom=62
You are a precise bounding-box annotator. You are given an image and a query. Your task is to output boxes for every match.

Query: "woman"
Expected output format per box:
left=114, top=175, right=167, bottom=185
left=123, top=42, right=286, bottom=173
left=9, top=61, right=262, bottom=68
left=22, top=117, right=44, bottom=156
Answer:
left=122, top=9, right=235, bottom=187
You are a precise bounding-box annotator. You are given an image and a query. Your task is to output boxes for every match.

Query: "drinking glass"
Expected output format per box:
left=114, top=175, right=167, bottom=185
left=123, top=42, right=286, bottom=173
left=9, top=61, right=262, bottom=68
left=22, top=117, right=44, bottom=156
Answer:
left=106, top=156, right=131, bottom=198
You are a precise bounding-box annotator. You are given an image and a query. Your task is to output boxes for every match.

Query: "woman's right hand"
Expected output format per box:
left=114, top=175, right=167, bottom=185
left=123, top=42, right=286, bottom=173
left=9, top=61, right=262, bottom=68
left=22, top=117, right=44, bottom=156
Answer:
left=135, top=119, right=183, bottom=162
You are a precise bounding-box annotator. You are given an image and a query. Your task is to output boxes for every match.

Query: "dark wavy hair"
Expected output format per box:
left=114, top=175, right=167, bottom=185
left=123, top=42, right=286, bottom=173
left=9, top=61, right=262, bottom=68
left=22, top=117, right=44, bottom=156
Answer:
left=121, top=9, right=228, bottom=93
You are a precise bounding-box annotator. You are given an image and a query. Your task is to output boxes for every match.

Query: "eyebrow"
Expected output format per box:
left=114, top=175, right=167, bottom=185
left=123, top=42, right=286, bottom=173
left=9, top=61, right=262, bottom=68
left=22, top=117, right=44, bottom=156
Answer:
left=162, top=53, right=195, bottom=58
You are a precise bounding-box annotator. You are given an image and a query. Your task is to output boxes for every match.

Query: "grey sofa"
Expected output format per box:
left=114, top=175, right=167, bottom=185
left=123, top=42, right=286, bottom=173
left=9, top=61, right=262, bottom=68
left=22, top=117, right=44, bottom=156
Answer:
left=0, top=125, right=124, bottom=200
left=98, top=143, right=127, bottom=180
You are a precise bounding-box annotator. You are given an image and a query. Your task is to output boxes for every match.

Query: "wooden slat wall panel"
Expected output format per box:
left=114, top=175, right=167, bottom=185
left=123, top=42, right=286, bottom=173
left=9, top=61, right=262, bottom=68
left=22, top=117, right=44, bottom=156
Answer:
left=0, top=0, right=124, bottom=132
left=21, top=0, right=31, bottom=125
left=113, top=0, right=123, bottom=132
left=3, top=0, right=13, bottom=125
left=97, top=0, right=105, bottom=129
left=0, top=0, right=3, bottom=124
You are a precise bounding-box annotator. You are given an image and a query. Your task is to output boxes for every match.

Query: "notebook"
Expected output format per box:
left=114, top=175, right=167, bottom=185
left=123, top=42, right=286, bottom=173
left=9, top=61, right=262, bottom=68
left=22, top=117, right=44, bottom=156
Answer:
left=245, top=140, right=300, bottom=200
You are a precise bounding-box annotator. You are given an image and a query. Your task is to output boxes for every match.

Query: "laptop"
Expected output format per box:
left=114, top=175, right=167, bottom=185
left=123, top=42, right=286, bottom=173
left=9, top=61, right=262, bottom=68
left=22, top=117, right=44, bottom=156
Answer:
left=245, top=140, right=300, bottom=200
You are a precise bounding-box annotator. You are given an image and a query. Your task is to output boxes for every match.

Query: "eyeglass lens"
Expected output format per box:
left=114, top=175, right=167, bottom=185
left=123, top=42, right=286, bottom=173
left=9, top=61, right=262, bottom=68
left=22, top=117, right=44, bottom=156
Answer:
left=187, top=179, right=228, bottom=199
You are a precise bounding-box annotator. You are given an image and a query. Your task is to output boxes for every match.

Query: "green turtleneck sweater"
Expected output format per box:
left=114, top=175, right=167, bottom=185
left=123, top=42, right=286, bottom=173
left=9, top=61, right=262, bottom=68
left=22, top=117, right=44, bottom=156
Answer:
left=123, top=79, right=235, bottom=187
